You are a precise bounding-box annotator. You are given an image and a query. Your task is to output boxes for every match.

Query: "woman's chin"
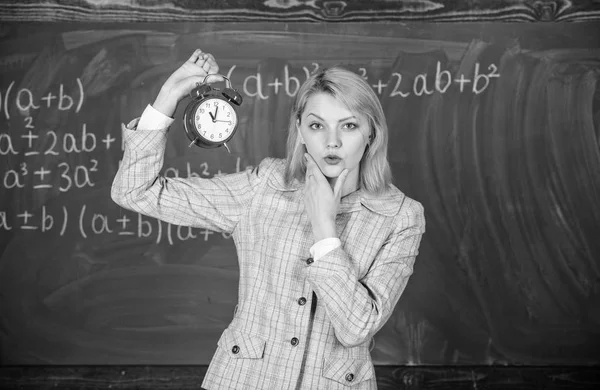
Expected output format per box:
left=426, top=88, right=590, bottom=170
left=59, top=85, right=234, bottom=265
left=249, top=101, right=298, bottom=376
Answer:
left=320, top=165, right=344, bottom=178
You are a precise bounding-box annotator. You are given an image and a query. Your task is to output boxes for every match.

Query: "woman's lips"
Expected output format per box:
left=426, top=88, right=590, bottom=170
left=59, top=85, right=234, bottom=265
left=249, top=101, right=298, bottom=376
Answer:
left=324, top=156, right=342, bottom=165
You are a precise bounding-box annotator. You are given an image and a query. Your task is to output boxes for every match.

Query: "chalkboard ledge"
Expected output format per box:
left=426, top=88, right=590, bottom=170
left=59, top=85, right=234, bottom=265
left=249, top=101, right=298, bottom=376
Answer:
left=1, top=365, right=599, bottom=389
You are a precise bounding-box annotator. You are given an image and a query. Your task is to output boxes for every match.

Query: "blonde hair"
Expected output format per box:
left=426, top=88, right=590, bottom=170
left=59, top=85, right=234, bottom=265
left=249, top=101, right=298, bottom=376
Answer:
left=284, top=66, right=392, bottom=194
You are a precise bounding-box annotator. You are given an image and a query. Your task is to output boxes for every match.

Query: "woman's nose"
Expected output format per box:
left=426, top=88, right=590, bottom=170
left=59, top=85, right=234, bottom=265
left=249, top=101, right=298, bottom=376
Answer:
left=326, top=129, right=341, bottom=149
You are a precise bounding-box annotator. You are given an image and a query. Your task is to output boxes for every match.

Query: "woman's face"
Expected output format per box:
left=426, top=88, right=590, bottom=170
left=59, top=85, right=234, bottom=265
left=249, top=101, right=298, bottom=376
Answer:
left=298, top=92, right=371, bottom=189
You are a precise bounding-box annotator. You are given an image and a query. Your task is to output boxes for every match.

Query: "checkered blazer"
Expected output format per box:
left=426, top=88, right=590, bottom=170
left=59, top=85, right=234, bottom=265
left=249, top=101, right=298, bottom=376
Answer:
left=111, top=119, right=426, bottom=390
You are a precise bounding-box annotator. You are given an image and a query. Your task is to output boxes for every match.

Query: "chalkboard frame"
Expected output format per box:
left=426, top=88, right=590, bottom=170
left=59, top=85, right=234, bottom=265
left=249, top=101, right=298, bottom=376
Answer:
left=0, top=0, right=600, bottom=22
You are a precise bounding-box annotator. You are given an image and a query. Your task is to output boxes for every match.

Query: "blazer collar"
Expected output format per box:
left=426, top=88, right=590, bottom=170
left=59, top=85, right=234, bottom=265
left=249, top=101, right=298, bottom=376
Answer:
left=267, top=171, right=402, bottom=217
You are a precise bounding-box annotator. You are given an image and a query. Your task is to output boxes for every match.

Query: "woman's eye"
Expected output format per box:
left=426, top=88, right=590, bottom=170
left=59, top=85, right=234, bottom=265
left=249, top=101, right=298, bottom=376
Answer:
left=343, top=122, right=358, bottom=130
left=309, top=122, right=323, bottom=130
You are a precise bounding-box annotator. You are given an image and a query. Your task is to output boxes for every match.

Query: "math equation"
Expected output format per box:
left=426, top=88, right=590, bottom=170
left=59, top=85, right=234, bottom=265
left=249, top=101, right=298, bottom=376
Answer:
left=222, top=60, right=500, bottom=100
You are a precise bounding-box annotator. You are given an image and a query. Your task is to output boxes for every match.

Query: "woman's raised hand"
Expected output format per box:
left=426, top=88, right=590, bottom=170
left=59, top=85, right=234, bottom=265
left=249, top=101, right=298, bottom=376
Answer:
left=303, top=153, right=349, bottom=242
left=152, top=49, right=220, bottom=117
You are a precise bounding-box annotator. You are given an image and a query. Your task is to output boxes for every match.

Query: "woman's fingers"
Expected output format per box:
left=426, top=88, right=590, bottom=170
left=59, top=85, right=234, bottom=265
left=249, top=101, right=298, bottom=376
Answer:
left=333, top=169, right=349, bottom=200
left=304, top=153, right=322, bottom=184
left=203, top=74, right=226, bottom=84
left=204, top=53, right=219, bottom=74
left=187, top=49, right=219, bottom=75
left=188, top=48, right=204, bottom=63
left=305, top=153, right=319, bottom=174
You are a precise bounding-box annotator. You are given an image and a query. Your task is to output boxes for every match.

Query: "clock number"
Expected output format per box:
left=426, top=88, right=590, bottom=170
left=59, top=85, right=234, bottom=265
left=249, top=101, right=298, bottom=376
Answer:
left=214, top=101, right=218, bottom=107
left=199, top=108, right=205, bottom=114
left=210, top=134, right=214, bottom=139
left=219, top=133, right=222, bottom=138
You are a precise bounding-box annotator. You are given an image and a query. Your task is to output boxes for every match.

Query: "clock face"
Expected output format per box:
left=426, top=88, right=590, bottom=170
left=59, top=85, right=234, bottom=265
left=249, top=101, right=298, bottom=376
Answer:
left=193, top=98, right=238, bottom=143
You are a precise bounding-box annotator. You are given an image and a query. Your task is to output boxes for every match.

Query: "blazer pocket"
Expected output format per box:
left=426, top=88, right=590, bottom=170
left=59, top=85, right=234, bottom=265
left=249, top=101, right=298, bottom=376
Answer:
left=323, top=356, right=375, bottom=386
left=217, top=327, right=266, bottom=359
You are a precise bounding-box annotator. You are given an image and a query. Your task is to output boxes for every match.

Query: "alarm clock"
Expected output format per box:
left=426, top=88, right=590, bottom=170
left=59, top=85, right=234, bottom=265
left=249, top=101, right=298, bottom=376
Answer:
left=183, top=74, right=243, bottom=152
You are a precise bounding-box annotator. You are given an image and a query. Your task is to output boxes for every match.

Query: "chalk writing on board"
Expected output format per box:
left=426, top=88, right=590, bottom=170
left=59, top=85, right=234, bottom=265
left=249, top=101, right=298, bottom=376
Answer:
left=0, top=78, right=84, bottom=119
left=2, top=124, right=104, bottom=156
left=0, top=143, right=247, bottom=191
left=225, top=61, right=501, bottom=100
left=2, top=160, right=98, bottom=191
left=2, top=127, right=98, bottom=156
left=1, top=149, right=249, bottom=243
left=0, top=206, right=233, bottom=245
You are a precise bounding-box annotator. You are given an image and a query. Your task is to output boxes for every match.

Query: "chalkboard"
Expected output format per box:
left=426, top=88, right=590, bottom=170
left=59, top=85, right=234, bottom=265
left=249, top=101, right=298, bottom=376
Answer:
left=1, top=22, right=599, bottom=366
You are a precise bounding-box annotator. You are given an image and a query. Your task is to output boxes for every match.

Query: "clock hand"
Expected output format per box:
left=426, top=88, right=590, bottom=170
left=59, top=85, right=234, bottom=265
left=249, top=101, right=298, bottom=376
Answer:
left=213, top=106, right=219, bottom=121
left=209, top=111, right=215, bottom=121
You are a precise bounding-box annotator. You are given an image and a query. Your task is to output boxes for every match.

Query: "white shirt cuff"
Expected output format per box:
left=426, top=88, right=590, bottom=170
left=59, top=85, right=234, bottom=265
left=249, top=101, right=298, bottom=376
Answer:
left=310, top=237, right=341, bottom=260
left=136, top=104, right=175, bottom=130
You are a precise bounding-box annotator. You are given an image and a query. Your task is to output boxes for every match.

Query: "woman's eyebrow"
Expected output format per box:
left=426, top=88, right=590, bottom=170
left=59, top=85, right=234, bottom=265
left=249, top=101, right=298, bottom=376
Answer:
left=306, top=113, right=324, bottom=120
left=306, top=113, right=357, bottom=122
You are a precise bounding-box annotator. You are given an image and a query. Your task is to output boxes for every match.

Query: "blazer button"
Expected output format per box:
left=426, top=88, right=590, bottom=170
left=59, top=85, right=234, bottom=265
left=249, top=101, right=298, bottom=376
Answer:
left=306, top=257, right=314, bottom=265
left=345, top=373, right=354, bottom=382
left=291, top=337, right=299, bottom=346
left=297, top=297, right=307, bottom=306
left=232, top=345, right=240, bottom=354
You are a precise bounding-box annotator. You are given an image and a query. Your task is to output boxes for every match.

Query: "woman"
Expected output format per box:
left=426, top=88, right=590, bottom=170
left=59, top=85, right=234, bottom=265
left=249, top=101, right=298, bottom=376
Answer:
left=112, top=49, right=425, bottom=389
